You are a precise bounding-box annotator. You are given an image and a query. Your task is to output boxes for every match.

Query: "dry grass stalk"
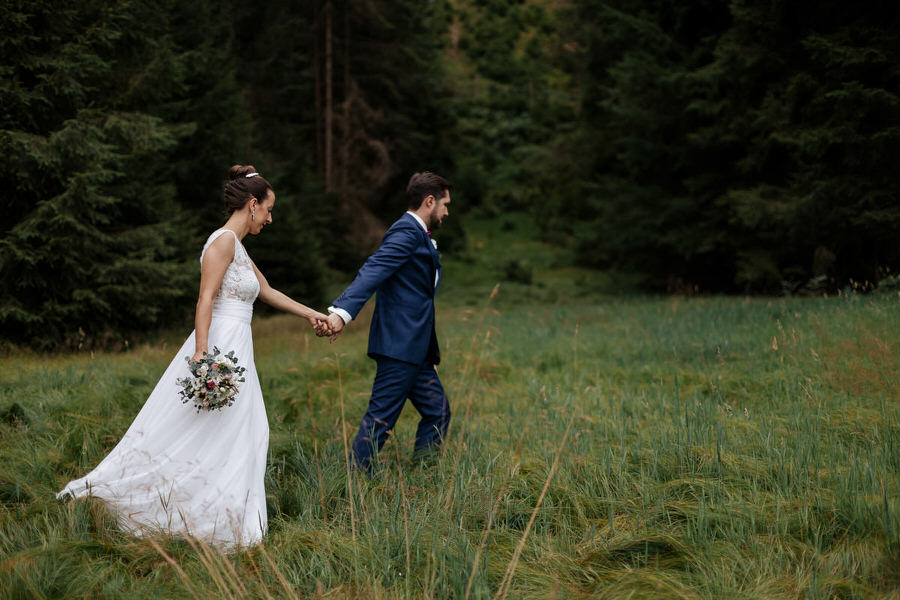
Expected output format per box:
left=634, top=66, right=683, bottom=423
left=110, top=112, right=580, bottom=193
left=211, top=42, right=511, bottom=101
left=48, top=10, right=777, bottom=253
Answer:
left=495, top=411, right=576, bottom=599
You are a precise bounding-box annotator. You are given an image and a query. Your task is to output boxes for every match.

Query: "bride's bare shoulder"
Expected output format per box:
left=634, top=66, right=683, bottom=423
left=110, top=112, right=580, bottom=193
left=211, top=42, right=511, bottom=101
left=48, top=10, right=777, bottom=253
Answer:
left=201, top=229, right=237, bottom=264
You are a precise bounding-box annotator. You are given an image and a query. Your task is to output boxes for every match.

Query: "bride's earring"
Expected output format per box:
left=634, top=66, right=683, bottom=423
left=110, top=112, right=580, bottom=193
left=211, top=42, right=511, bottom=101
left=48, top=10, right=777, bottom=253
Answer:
left=251, top=208, right=255, bottom=222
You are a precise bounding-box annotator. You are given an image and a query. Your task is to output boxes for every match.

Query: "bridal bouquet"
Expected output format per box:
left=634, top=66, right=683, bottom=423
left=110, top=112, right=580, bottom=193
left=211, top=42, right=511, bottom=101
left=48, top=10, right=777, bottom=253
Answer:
left=176, top=347, right=247, bottom=412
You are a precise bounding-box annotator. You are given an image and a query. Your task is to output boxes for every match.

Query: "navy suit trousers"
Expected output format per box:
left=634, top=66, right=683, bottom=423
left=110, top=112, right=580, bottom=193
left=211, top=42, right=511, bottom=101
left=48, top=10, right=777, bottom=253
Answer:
left=352, top=356, right=451, bottom=471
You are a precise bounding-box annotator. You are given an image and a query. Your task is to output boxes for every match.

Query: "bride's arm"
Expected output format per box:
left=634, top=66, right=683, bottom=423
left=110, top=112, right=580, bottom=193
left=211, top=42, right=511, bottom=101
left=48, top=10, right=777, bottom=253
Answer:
left=192, top=236, right=234, bottom=362
left=251, top=260, right=329, bottom=323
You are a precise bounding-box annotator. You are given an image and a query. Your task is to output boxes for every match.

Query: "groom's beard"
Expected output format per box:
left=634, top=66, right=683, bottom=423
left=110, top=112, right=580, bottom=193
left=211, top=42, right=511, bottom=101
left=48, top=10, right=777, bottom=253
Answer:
left=429, top=208, right=443, bottom=229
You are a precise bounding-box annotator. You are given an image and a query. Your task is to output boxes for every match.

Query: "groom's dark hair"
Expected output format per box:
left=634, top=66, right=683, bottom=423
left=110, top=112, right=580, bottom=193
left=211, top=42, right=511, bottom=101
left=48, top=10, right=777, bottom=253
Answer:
left=407, top=171, right=452, bottom=210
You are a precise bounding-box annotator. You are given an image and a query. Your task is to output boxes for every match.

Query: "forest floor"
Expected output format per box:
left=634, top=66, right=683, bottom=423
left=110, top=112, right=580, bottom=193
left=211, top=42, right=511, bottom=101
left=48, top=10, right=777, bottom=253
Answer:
left=1, top=216, right=899, bottom=599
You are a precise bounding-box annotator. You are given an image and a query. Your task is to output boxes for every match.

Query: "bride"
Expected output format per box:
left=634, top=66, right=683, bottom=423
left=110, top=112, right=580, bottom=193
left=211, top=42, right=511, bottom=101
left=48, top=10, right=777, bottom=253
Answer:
left=58, top=165, right=328, bottom=548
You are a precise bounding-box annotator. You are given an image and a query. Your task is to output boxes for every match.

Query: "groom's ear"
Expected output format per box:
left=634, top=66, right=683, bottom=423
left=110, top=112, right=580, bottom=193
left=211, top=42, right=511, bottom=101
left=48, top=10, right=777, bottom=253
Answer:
left=423, top=194, right=435, bottom=208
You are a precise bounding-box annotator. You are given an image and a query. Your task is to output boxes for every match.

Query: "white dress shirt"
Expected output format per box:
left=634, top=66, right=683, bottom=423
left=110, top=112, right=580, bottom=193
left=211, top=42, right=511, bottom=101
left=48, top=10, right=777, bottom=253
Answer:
left=328, top=211, right=438, bottom=324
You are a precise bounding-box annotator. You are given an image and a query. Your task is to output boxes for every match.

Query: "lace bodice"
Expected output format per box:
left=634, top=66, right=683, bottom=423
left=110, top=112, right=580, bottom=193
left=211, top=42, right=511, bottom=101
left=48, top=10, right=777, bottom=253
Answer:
left=200, top=229, right=260, bottom=304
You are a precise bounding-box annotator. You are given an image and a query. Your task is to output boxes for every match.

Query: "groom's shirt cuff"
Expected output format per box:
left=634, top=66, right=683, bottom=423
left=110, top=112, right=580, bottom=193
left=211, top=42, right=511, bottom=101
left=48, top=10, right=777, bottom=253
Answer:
left=328, top=306, right=352, bottom=324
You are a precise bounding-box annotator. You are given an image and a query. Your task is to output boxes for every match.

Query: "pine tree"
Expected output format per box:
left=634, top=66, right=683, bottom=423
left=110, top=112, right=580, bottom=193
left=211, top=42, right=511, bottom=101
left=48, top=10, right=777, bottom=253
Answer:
left=0, top=0, right=243, bottom=348
left=232, top=0, right=455, bottom=266
left=449, top=0, right=575, bottom=216
left=564, top=0, right=900, bottom=292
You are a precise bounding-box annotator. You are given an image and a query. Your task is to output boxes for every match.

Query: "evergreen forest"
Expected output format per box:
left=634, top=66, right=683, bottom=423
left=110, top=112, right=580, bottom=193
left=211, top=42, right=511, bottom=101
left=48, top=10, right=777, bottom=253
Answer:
left=2, top=0, right=898, bottom=348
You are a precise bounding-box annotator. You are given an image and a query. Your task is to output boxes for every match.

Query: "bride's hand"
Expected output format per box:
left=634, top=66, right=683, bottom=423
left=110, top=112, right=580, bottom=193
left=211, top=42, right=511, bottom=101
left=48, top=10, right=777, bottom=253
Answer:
left=307, top=313, right=331, bottom=336
left=189, top=350, right=206, bottom=364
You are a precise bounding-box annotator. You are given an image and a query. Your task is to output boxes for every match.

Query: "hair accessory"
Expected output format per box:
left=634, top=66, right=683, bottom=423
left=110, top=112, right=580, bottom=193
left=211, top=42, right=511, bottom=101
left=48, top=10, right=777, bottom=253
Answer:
left=245, top=172, right=259, bottom=178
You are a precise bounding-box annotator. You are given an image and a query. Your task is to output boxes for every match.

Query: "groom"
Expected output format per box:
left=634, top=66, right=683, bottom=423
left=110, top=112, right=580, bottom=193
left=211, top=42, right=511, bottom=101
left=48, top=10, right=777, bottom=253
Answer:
left=324, top=172, right=452, bottom=472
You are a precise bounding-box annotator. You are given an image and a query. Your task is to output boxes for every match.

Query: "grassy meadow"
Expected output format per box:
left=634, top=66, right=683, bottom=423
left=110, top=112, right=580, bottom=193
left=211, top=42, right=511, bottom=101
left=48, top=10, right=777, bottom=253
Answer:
left=2, top=220, right=899, bottom=598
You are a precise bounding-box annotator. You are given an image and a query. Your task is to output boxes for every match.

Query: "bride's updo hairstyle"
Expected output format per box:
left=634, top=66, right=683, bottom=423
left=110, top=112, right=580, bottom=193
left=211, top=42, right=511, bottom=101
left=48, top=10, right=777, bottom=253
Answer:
left=223, top=164, right=273, bottom=215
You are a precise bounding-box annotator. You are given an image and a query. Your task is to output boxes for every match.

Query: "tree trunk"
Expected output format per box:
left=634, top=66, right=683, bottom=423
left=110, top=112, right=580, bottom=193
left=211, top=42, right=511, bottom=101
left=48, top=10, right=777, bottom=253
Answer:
left=313, top=4, right=323, bottom=175
left=340, top=6, right=350, bottom=193
left=324, top=0, right=333, bottom=192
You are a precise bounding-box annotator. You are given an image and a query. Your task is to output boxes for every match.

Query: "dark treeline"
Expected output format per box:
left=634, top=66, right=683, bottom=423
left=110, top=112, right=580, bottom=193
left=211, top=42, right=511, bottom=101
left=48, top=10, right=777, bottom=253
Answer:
left=0, top=0, right=450, bottom=348
left=1, top=0, right=897, bottom=348
left=555, top=0, right=900, bottom=293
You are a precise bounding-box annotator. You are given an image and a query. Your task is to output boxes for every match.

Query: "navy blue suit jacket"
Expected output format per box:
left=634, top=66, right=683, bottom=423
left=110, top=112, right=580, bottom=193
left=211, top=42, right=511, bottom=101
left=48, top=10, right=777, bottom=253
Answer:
left=332, top=213, right=442, bottom=365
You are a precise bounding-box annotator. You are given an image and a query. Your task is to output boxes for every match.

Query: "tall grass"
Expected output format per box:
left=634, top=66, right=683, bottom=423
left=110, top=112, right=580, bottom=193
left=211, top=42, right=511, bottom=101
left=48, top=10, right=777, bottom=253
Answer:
left=1, top=291, right=899, bottom=598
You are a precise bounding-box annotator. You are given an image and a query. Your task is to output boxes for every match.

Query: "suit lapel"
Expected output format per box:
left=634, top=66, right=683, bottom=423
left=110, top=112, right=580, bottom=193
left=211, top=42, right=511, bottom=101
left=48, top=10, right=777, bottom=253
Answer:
left=401, top=213, right=439, bottom=295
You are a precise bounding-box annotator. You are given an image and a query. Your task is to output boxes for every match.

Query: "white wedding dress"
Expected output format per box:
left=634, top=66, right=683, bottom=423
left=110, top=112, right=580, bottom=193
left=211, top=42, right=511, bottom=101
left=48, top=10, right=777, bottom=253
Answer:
left=58, top=229, right=268, bottom=548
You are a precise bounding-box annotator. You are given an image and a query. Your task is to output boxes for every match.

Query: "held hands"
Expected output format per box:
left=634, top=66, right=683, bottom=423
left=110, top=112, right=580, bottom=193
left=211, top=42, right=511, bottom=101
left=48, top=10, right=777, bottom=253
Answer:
left=307, top=310, right=344, bottom=343
left=326, top=312, right=345, bottom=343
left=310, top=311, right=345, bottom=343
left=307, top=311, right=331, bottom=337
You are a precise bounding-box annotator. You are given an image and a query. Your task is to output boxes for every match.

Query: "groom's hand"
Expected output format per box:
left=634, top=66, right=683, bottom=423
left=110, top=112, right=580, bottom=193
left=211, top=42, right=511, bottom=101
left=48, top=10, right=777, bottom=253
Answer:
left=309, top=317, right=330, bottom=336
left=327, top=312, right=344, bottom=343
left=308, top=312, right=332, bottom=337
